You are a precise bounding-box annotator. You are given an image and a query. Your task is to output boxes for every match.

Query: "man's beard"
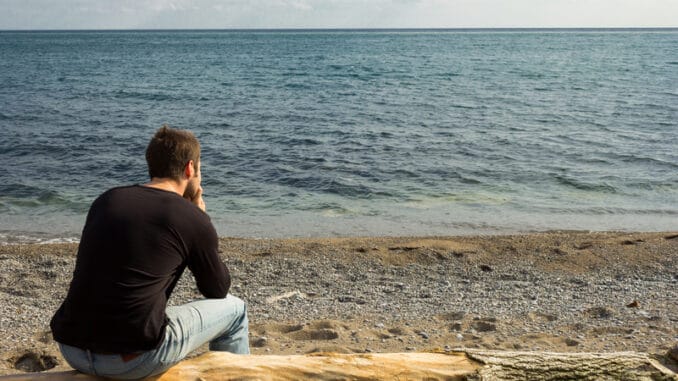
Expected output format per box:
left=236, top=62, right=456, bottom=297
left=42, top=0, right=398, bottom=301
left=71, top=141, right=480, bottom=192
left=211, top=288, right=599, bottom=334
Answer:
left=184, top=178, right=199, bottom=199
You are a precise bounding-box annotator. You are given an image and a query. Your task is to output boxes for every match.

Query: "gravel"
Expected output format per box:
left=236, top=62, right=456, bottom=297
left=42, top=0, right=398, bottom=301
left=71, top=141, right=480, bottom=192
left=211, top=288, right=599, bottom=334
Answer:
left=1, top=231, right=677, bottom=375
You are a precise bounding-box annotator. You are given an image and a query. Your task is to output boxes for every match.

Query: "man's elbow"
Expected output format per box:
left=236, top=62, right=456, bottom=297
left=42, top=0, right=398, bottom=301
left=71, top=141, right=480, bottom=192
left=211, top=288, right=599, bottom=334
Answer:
left=200, top=278, right=230, bottom=299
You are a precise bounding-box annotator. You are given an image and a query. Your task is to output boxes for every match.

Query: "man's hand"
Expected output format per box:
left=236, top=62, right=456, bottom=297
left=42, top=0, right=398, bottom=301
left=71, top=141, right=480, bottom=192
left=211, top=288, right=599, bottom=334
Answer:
left=186, top=186, right=206, bottom=212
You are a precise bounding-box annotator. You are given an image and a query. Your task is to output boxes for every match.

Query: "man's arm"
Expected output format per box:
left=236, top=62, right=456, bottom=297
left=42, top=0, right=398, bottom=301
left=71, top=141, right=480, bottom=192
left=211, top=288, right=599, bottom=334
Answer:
left=187, top=217, right=231, bottom=298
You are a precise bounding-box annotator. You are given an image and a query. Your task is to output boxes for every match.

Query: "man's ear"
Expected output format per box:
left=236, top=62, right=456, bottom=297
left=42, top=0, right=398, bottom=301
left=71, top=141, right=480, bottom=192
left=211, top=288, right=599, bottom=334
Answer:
left=184, top=160, right=195, bottom=179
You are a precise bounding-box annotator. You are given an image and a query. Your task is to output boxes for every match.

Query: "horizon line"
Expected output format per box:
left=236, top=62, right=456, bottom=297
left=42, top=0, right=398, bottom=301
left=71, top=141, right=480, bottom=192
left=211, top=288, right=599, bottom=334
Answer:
left=1, top=26, right=677, bottom=33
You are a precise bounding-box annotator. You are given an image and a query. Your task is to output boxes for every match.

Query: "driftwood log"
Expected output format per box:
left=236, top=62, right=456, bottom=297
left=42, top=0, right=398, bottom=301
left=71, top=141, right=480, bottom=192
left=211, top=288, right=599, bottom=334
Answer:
left=2, top=350, right=676, bottom=380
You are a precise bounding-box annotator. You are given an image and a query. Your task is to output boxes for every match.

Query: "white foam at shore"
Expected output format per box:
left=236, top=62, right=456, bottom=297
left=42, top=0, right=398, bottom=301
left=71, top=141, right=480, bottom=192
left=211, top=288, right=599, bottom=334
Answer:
left=0, top=233, right=79, bottom=246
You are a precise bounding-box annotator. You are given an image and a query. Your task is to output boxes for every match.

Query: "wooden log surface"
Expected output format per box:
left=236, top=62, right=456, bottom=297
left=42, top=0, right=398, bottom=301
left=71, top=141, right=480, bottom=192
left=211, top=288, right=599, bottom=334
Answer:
left=465, top=350, right=677, bottom=381
left=1, top=350, right=676, bottom=380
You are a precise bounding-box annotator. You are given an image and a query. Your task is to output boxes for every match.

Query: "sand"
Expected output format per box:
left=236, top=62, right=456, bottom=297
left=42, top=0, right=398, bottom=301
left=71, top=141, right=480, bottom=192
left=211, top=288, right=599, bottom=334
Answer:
left=1, top=231, right=677, bottom=375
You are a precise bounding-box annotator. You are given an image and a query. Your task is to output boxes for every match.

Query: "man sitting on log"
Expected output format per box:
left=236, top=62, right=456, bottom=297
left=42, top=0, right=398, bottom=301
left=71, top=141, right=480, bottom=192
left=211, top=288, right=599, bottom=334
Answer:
left=50, top=125, right=249, bottom=379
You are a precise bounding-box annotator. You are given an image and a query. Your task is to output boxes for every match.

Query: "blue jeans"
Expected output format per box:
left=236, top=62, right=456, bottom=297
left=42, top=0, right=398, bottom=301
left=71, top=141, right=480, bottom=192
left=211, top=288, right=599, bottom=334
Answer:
left=57, top=295, right=249, bottom=380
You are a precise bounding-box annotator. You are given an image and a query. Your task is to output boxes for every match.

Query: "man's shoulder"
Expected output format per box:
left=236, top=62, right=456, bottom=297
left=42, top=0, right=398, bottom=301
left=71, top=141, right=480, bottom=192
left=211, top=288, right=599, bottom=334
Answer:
left=95, top=185, right=212, bottom=226
left=95, top=185, right=183, bottom=208
left=99, top=184, right=141, bottom=195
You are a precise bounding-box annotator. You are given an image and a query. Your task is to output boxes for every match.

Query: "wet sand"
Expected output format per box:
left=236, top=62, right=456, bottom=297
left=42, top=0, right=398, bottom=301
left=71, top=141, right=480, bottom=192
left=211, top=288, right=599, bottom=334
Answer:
left=1, top=231, right=677, bottom=375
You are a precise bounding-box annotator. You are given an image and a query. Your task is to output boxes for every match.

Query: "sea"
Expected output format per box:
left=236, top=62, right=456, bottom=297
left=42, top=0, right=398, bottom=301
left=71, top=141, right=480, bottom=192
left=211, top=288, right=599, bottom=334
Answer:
left=1, top=29, right=676, bottom=243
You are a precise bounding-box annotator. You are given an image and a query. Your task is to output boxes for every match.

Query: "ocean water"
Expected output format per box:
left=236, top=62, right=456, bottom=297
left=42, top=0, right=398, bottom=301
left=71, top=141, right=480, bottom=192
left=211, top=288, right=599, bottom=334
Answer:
left=1, top=29, right=676, bottom=243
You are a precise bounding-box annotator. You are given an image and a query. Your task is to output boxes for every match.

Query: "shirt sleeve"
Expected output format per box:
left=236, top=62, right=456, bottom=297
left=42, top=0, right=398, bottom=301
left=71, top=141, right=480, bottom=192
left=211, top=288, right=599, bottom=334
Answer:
left=186, top=218, right=231, bottom=298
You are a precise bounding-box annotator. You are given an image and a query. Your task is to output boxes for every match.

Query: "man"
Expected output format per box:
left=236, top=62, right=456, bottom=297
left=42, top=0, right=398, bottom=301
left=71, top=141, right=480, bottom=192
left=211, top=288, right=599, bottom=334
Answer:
left=51, top=125, right=249, bottom=379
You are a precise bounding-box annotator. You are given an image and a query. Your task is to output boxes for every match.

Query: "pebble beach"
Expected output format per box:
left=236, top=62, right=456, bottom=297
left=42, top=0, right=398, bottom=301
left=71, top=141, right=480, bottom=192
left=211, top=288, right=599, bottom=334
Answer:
left=1, top=231, right=677, bottom=375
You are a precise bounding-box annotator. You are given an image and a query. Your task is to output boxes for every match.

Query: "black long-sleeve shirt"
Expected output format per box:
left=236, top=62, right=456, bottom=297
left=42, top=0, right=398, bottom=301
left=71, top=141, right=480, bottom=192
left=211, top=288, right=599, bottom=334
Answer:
left=50, top=185, right=230, bottom=353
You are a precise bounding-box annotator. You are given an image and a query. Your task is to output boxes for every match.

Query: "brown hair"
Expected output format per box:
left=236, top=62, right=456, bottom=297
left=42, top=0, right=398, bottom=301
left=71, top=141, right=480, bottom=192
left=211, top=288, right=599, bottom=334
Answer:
left=145, top=125, right=200, bottom=180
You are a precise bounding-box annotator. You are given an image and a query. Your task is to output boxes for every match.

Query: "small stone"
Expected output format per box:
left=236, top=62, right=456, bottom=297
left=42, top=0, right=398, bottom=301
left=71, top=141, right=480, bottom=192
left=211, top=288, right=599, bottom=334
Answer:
left=450, top=322, right=462, bottom=332
left=252, top=336, right=268, bottom=347
left=552, top=248, right=567, bottom=255
left=13, top=353, right=58, bottom=372
left=576, top=242, right=593, bottom=250
left=456, top=334, right=464, bottom=341
left=417, top=331, right=429, bottom=339
left=472, top=321, right=497, bottom=332
left=479, top=265, right=493, bottom=272
left=564, top=338, right=580, bottom=347
left=405, top=346, right=416, bottom=351
left=668, top=344, right=678, bottom=362
left=252, top=336, right=268, bottom=348
left=626, top=300, right=640, bottom=308
left=441, top=311, right=466, bottom=321
left=584, top=306, right=615, bottom=319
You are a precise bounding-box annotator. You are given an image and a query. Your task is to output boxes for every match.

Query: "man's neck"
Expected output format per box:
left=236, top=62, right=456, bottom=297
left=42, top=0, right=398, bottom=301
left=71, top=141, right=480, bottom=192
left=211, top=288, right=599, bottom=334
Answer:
left=143, top=178, right=186, bottom=197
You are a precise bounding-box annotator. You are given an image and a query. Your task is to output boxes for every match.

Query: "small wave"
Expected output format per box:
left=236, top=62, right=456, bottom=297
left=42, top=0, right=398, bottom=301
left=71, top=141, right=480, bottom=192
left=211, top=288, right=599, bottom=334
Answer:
left=450, top=103, right=477, bottom=109
left=112, top=89, right=177, bottom=101
left=554, top=175, right=618, bottom=193
left=0, top=183, right=88, bottom=211
left=386, top=168, right=421, bottom=179
left=602, top=152, right=678, bottom=169
left=276, top=175, right=375, bottom=198
left=280, top=137, right=323, bottom=146
left=320, top=208, right=347, bottom=217
left=283, top=82, right=312, bottom=90
left=542, top=206, right=678, bottom=216
left=305, top=203, right=355, bottom=217
left=282, top=71, right=309, bottom=78
left=0, top=183, right=57, bottom=199
left=404, top=193, right=510, bottom=209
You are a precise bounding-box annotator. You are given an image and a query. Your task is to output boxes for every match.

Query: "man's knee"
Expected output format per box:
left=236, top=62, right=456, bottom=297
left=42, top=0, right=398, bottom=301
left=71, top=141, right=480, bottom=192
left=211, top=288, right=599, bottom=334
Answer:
left=226, top=294, right=246, bottom=309
left=225, top=294, right=248, bottom=322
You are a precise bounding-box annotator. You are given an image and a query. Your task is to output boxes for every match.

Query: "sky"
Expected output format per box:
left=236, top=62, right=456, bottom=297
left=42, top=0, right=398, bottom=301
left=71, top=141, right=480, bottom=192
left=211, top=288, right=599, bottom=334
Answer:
left=0, top=0, right=676, bottom=30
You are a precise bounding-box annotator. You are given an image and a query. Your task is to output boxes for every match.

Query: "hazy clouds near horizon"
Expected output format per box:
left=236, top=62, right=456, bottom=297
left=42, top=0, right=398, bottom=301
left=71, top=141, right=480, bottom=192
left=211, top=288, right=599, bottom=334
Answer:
left=1, top=0, right=676, bottom=29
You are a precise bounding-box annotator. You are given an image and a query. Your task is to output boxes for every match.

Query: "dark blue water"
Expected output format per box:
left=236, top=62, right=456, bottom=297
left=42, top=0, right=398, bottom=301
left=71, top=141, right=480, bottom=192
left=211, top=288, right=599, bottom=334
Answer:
left=1, top=30, right=677, bottom=242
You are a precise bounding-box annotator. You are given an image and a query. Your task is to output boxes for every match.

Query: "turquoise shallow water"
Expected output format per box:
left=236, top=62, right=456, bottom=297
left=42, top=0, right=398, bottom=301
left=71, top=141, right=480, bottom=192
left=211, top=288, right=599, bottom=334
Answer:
left=0, top=29, right=677, bottom=242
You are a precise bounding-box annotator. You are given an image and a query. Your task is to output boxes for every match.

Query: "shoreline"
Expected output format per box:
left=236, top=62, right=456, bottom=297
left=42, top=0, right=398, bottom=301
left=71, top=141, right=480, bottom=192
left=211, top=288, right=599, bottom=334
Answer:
left=1, top=227, right=675, bottom=245
left=1, top=231, right=676, bottom=375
